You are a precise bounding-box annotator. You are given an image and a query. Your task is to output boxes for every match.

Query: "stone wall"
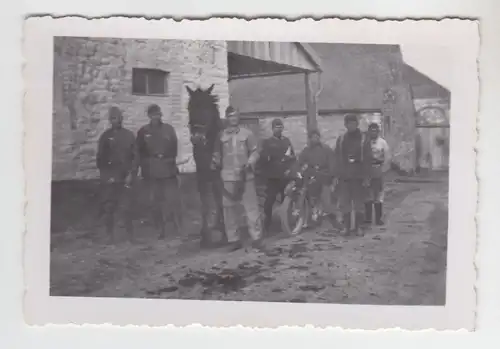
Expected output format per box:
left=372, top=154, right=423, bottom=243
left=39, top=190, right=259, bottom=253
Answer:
left=381, top=84, right=417, bottom=174
left=52, top=37, right=229, bottom=181
left=244, top=113, right=381, bottom=153
left=243, top=108, right=415, bottom=174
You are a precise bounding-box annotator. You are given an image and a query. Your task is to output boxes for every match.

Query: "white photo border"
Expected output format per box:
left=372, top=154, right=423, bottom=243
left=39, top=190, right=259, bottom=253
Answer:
left=23, top=17, right=478, bottom=330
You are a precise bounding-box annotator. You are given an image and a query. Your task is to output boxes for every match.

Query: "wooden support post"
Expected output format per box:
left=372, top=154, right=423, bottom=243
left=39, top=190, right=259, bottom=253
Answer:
left=304, top=72, right=318, bottom=132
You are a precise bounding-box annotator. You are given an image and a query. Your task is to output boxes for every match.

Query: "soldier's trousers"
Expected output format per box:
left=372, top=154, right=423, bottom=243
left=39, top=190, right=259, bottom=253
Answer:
left=100, top=182, right=134, bottom=233
left=197, top=177, right=224, bottom=232
left=367, top=177, right=385, bottom=203
left=337, top=178, right=366, bottom=214
left=222, top=179, right=262, bottom=243
left=263, top=178, right=288, bottom=228
left=146, top=177, right=183, bottom=234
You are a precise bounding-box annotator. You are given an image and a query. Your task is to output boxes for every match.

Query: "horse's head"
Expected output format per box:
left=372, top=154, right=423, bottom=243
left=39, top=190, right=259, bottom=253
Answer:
left=186, top=84, right=221, bottom=147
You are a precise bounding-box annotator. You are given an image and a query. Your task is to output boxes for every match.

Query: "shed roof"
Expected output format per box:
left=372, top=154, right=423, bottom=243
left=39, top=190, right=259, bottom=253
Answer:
left=227, top=41, right=322, bottom=80
left=229, top=43, right=404, bottom=113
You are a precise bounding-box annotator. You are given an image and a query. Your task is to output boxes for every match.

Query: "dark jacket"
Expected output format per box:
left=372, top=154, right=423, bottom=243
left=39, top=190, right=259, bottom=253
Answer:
left=96, top=127, right=138, bottom=183
left=258, top=135, right=296, bottom=179
left=137, top=122, right=179, bottom=179
left=296, top=142, right=335, bottom=185
left=333, top=129, right=372, bottom=179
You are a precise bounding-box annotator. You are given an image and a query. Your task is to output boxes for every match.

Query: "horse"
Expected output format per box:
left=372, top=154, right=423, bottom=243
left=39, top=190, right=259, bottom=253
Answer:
left=186, top=84, right=226, bottom=248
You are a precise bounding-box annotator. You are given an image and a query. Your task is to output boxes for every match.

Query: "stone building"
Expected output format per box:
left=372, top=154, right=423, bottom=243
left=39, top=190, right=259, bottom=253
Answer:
left=53, top=37, right=230, bottom=180
left=230, top=43, right=417, bottom=173
left=52, top=37, right=321, bottom=181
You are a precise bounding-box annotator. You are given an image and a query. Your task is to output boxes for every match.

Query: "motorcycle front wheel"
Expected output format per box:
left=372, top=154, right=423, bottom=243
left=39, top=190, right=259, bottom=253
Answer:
left=279, top=191, right=310, bottom=236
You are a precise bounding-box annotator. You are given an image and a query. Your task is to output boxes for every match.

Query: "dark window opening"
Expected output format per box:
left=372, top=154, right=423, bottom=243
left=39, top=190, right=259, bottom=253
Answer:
left=132, top=68, right=168, bottom=96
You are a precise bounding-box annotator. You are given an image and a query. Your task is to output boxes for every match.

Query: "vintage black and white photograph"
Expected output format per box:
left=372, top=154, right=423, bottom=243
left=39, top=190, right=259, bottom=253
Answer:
left=23, top=18, right=477, bottom=329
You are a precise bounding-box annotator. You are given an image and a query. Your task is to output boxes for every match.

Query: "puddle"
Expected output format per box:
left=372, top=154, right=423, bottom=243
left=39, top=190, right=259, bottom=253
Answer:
left=299, top=284, right=326, bottom=292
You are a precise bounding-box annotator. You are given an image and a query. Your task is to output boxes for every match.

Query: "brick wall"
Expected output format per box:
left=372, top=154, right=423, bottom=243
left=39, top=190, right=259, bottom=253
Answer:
left=52, top=37, right=229, bottom=181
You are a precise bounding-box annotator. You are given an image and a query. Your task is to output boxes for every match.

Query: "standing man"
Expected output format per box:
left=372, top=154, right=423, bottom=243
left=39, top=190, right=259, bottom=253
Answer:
left=333, top=114, right=373, bottom=236
left=364, top=122, right=391, bottom=225
left=260, top=118, right=296, bottom=234
left=96, top=106, right=137, bottom=242
left=296, top=129, right=338, bottom=228
left=137, top=104, right=183, bottom=238
left=213, top=106, right=264, bottom=251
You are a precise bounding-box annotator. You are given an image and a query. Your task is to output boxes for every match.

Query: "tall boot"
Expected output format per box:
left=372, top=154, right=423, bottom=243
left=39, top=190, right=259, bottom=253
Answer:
left=364, top=201, right=373, bottom=224
left=105, top=213, right=116, bottom=243
left=342, top=213, right=351, bottom=236
left=355, top=211, right=365, bottom=237
left=173, top=212, right=183, bottom=237
left=200, top=226, right=213, bottom=249
left=326, top=213, right=342, bottom=230
left=374, top=202, right=384, bottom=225
left=154, top=211, right=166, bottom=239
left=124, top=217, right=135, bottom=243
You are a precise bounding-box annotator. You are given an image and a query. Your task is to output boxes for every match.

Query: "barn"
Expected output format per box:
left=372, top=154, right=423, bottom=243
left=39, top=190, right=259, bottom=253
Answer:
left=230, top=43, right=418, bottom=173
left=52, top=37, right=321, bottom=181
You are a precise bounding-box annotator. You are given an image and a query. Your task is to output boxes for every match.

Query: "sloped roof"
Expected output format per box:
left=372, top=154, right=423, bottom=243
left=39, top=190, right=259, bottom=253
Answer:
left=229, top=43, right=404, bottom=113
left=402, top=64, right=451, bottom=100
left=227, top=41, right=322, bottom=79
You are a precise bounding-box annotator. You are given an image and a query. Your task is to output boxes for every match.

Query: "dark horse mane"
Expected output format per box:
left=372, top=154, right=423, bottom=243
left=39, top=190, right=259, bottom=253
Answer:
left=186, top=84, right=223, bottom=177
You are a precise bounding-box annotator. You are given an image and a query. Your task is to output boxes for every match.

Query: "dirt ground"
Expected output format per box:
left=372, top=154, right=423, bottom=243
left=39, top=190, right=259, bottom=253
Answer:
left=50, top=173, right=448, bottom=305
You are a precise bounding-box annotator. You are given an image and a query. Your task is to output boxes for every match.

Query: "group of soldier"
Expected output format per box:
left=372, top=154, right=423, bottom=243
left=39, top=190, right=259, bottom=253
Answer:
left=96, top=103, right=390, bottom=252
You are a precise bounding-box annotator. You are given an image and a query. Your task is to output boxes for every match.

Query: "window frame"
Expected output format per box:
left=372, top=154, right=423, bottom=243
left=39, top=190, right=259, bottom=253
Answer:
left=132, top=68, right=169, bottom=96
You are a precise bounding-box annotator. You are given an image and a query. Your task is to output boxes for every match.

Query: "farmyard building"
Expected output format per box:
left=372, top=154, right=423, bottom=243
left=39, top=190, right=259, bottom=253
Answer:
left=52, top=37, right=321, bottom=180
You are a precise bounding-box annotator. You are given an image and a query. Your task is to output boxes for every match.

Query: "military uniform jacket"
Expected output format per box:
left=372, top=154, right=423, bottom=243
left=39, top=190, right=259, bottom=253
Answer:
left=96, top=127, right=138, bottom=183
left=137, top=122, right=179, bottom=179
left=259, top=135, right=295, bottom=179
left=214, top=126, right=260, bottom=182
left=297, top=142, right=335, bottom=185
left=333, top=129, right=373, bottom=179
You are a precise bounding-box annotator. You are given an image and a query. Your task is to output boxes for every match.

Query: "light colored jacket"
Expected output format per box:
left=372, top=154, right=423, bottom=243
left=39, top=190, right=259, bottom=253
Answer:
left=369, top=136, right=391, bottom=178
left=215, top=126, right=260, bottom=181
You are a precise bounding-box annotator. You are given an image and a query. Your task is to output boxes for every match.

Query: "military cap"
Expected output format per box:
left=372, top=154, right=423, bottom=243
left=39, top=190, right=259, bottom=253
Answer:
left=344, top=113, right=359, bottom=123
left=271, top=118, right=284, bottom=127
left=147, top=104, right=162, bottom=115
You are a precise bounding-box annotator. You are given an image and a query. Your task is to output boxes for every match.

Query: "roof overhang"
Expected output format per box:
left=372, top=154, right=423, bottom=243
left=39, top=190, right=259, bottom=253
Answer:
left=227, top=41, right=322, bottom=80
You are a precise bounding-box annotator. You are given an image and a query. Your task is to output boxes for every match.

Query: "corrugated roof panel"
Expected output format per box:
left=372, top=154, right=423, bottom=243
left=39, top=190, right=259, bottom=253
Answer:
left=227, top=41, right=320, bottom=72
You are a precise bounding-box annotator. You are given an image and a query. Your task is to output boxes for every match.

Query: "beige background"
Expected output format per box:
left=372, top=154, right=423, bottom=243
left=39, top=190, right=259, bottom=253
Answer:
left=23, top=17, right=477, bottom=330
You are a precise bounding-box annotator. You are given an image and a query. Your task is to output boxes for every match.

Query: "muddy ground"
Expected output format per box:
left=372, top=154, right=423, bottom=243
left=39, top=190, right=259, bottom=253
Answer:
left=50, top=173, right=448, bottom=305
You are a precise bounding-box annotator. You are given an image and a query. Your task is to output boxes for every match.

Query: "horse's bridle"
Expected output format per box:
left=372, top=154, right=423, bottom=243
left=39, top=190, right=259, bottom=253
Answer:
left=189, top=123, right=208, bottom=146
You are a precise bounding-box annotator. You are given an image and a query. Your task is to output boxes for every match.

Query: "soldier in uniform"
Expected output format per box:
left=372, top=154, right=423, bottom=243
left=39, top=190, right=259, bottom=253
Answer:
left=296, top=129, right=339, bottom=228
left=364, top=122, right=391, bottom=225
left=260, top=118, right=296, bottom=234
left=137, top=104, right=183, bottom=238
left=96, top=106, right=138, bottom=242
left=213, top=106, right=264, bottom=251
left=333, top=114, right=373, bottom=236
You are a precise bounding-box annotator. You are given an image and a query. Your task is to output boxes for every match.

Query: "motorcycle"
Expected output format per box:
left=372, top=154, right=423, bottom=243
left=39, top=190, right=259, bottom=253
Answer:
left=279, top=164, right=326, bottom=236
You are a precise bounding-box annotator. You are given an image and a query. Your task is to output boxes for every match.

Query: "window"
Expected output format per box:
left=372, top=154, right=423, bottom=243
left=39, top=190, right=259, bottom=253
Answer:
left=132, top=68, right=168, bottom=96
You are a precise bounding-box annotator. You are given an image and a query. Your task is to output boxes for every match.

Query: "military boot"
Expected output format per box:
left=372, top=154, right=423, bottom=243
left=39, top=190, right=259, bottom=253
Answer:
left=354, top=211, right=365, bottom=237
left=364, top=201, right=373, bottom=224
left=124, top=218, right=135, bottom=243
left=342, top=213, right=351, bottom=236
left=374, top=202, right=384, bottom=226
left=105, top=213, right=117, bottom=243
